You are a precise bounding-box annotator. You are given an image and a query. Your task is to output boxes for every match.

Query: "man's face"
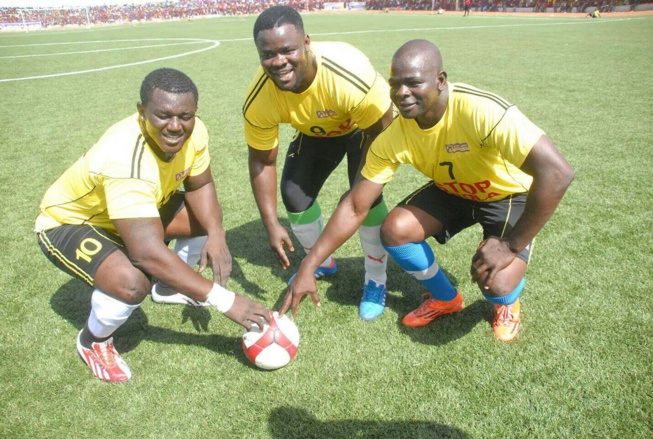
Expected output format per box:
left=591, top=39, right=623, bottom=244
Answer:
left=138, top=89, right=197, bottom=159
left=255, top=24, right=312, bottom=93
left=388, top=56, right=444, bottom=124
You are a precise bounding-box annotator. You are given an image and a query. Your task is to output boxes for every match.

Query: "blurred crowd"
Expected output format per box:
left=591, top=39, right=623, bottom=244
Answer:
left=0, top=0, right=647, bottom=28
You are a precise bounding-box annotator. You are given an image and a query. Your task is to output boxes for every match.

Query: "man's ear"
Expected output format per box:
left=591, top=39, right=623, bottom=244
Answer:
left=437, top=71, right=448, bottom=91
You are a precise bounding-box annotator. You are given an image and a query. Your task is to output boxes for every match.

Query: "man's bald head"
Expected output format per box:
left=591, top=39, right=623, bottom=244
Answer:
left=388, top=40, right=448, bottom=129
left=392, top=39, right=443, bottom=75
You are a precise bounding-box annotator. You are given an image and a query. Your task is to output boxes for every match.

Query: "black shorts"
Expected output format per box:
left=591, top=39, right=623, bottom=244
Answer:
left=399, top=182, right=533, bottom=263
left=280, top=129, right=382, bottom=213
left=36, top=192, right=186, bottom=286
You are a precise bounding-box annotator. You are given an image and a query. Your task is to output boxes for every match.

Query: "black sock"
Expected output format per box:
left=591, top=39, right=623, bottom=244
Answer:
left=79, top=323, right=111, bottom=349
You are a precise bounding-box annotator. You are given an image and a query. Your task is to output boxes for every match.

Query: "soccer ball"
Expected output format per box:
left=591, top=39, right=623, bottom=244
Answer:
left=242, top=312, right=299, bottom=370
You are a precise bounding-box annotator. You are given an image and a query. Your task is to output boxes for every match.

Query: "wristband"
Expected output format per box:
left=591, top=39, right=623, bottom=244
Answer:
left=206, top=283, right=236, bottom=313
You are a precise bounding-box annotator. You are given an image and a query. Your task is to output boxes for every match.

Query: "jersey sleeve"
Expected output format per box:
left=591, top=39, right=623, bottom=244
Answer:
left=361, top=128, right=400, bottom=184
left=485, top=106, right=546, bottom=167
left=243, top=71, right=281, bottom=151
left=349, top=72, right=392, bottom=130
left=244, top=118, right=280, bottom=151
left=103, top=177, right=160, bottom=220
left=189, top=119, right=211, bottom=176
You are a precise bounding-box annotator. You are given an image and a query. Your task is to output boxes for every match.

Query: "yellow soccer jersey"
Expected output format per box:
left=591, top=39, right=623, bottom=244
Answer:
left=363, top=83, right=545, bottom=202
left=243, top=41, right=391, bottom=150
left=35, top=114, right=210, bottom=232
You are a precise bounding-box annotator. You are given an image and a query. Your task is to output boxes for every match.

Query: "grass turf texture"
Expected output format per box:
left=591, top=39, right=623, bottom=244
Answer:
left=1, top=12, right=652, bottom=439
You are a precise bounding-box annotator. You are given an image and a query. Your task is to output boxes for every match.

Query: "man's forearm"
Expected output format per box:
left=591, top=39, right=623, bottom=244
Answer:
left=506, top=177, right=572, bottom=253
left=250, top=164, right=280, bottom=229
left=132, top=245, right=213, bottom=301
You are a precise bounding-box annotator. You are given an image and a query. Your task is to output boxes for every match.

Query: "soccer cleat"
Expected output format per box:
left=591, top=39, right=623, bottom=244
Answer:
left=151, top=282, right=210, bottom=307
left=402, top=290, right=464, bottom=327
left=359, top=280, right=387, bottom=321
left=492, top=299, right=521, bottom=342
left=288, top=259, right=338, bottom=285
left=76, top=331, right=132, bottom=383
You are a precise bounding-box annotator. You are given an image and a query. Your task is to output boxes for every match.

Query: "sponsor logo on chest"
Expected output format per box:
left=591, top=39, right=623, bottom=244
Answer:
left=316, top=109, right=337, bottom=119
left=176, top=167, right=191, bottom=181
left=445, top=142, right=470, bottom=153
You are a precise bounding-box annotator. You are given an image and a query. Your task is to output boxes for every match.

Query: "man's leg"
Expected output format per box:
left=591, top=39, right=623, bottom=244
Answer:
left=345, top=132, right=389, bottom=320
left=478, top=259, right=527, bottom=342
left=37, top=225, right=147, bottom=382
left=281, top=133, right=346, bottom=279
left=381, top=183, right=474, bottom=327
left=381, top=205, right=464, bottom=327
left=475, top=194, right=532, bottom=341
left=357, top=200, right=390, bottom=321
left=151, top=193, right=210, bottom=306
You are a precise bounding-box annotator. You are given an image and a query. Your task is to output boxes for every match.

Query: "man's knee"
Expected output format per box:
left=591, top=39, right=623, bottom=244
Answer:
left=478, top=273, right=525, bottom=298
left=380, top=211, right=411, bottom=247
left=96, top=263, right=151, bottom=305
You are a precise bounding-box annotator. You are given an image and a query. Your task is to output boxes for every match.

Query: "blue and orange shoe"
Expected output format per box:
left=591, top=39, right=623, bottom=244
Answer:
left=288, top=259, right=337, bottom=285
left=402, top=290, right=463, bottom=327
left=359, top=280, right=387, bottom=321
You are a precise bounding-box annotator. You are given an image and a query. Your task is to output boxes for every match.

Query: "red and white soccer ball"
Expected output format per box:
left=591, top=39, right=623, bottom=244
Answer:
left=242, top=311, right=300, bottom=370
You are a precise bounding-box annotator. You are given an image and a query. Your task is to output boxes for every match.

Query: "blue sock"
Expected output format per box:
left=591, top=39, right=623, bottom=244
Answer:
left=383, top=241, right=457, bottom=301
left=483, top=278, right=525, bottom=305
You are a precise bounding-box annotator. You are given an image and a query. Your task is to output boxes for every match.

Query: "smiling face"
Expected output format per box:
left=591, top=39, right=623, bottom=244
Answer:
left=388, top=40, right=448, bottom=129
left=137, top=88, right=197, bottom=160
left=255, top=23, right=315, bottom=93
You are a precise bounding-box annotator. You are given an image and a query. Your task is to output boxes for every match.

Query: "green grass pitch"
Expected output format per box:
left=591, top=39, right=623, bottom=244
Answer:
left=1, top=12, right=652, bottom=438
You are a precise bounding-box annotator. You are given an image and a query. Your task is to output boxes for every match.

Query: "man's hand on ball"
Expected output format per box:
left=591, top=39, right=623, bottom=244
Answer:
left=224, top=294, right=270, bottom=331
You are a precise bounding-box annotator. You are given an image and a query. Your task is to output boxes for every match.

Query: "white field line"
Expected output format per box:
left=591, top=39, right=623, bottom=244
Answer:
left=0, top=41, right=205, bottom=59
left=0, top=39, right=219, bottom=83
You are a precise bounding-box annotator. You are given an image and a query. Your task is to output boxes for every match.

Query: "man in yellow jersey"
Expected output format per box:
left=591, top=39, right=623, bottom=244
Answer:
left=282, top=40, right=574, bottom=342
left=244, top=6, right=395, bottom=321
left=36, top=68, right=270, bottom=382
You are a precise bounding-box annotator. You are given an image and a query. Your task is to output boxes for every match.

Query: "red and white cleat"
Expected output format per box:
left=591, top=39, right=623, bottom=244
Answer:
left=76, top=331, right=132, bottom=383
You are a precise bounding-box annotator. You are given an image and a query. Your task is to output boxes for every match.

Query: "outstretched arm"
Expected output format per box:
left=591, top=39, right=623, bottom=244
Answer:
left=183, top=166, right=231, bottom=286
left=471, top=135, right=574, bottom=288
left=280, top=178, right=385, bottom=317
left=113, top=217, right=269, bottom=329
left=249, top=145, right=295, bottom=269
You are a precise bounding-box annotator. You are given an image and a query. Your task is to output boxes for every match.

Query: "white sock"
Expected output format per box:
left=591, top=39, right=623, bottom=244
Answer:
left=174, top=235, right=207, bottom=267
left=156, top=236, right=208, bottom=292
left=359, top=224, right=387, bottom=285
left=290, top=214, right=334, bottom=268
left=87, top=289, right=140, bottom=339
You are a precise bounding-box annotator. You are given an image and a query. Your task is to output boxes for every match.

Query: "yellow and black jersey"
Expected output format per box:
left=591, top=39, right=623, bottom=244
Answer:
left=35, top=114, right=210, bottom=233
left=243, top=41, right=391, bottom=150
left=363, top=82, right=545, bottom=202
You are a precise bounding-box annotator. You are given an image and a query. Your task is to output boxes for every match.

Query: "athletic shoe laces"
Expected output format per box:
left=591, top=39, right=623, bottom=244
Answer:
left=415, top=293, right=437, bottom=313
left=495, top=304, right=514, bottom=324
left=362, top=283, right=384, bottom=304
left=95, top=341, right=117, bottom=369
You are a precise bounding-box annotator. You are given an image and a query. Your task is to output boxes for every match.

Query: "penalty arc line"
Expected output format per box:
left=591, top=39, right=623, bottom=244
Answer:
left=0, top=41, right=207, bottom=59
left=0, top=38, right=219, bottom=83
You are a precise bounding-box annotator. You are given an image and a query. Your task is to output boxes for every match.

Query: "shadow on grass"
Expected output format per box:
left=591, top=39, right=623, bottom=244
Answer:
left=399, top=300, right=493, bottom=346
left=49, top=279, right=258, bottom=369
left=268, top=407, right=469, bottom=439
left=225, top=219, right=468, bottom=324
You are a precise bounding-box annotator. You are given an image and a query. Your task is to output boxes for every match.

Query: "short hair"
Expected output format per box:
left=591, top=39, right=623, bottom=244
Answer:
left=140, top=68, right=198, bottom=106
left=253, top=6, right=304, bottom=40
